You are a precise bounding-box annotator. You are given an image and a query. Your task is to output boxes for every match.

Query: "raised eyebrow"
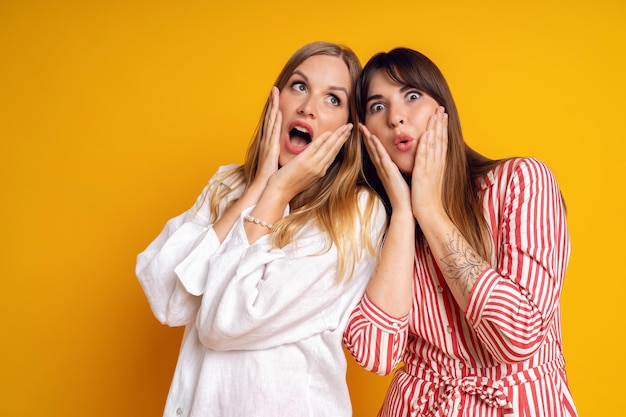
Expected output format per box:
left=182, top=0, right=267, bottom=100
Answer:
left=400, top=85, right=423, bottom=95
left=292, top=70, right=348, bottom=98
left=329, top=85, right=349, bottom=99
left=291, top=69, right=309, bottom=82
left=366, top=84, right=418, bottom=104
left=365, top=93, right=384, bottom=105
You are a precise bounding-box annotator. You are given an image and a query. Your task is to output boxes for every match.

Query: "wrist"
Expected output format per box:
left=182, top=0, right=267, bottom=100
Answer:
left=244, top=214, right=274, bottom=231
left=413, top=203, right=446, bottom=223
left=392, top=206, right=416, bottom=224
left=240, top=182, right=266, bottom=206
left=264, top=178, right=296, bottom=207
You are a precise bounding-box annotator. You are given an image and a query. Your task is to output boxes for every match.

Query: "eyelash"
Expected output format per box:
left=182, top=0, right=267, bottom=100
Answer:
left=368, top=90, right=422, bottom=113
left=369, top=103, right=385, bottom=113
left=407, top=91, right=421, bottom=100
left=291, top=81, right=307, bottom=92
left=329, top=95, right=341, bottom=106
left=290, top=81, right=342, bottom=106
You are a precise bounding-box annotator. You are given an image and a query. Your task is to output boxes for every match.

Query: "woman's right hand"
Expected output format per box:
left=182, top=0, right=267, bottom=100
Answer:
left=360, top=123, right=411, bottom=214
left=359, top=123, right=415, bottom=319
left=249, top=86, right=282, bottom=194
left=212, top=88, right=282, bottom=242
left=410, top=106, right=448, bottom=222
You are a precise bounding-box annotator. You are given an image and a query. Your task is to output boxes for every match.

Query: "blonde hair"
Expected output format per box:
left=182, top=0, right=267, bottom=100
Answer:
left=208, top=42, right=382, bottom=280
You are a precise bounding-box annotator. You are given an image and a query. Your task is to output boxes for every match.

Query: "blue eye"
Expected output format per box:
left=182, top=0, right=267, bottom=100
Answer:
left=291, top=82, right=306, bottom=92
left=327, top=95, right=341, bottom=106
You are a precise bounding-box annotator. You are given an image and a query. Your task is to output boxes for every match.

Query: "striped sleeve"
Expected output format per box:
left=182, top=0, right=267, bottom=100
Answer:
left=344, top=293, right=409, bottom=375
left=466, top=158, right=570, bottom=363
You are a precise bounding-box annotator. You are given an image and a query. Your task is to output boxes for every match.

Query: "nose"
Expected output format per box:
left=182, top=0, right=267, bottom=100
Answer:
left=388, top=104, right=405, bottom=127
left=297, top=97, right=317, bottom=118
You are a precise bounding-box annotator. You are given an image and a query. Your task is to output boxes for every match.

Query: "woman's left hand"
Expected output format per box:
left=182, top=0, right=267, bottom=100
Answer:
left=411, top=106, right=448, bottom=221
left=268, top=123, right=353, bottom=201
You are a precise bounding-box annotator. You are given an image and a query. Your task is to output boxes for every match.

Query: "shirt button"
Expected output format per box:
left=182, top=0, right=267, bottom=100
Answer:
left=437, top=286, right=444, bottom=293
left=457, top=403, right=463, bottom=410
left=458, top=362, right=464, bottom=369
left=176, top=408, right=183, bottom=416
left=446, top=326, right=453, bottom=333
left=391, top=322, right=399, bottom=329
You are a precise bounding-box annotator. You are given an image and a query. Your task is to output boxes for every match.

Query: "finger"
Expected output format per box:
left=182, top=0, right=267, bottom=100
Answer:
left=440, top=110, right=449, bottom=162
left=327, top=123, right=353, bottom=155
left=314, top=124, right=353, bottom=168
left=359, top=123, right=378, bottom=159
left=418, top=109, right=439, bottom=169
left=366, top=133, right=400, bottom=186
left=270, top=109, right=282, bottom=152
left=263, top=86, right=280, bottom=142
left=359, top=123, right=391, bottom=165
left=268, top=87, right=280, bottom=138
left=358, top=122, right=371, bottom=139
left=262, top=88, right=274, bottom=135
left=308, top=123, right=351, bottom=156
left=359, top=124, right=386, bottom=166
left=434, top=106, right=446, bottom=161
left=366, top=133, right=387, bottom=170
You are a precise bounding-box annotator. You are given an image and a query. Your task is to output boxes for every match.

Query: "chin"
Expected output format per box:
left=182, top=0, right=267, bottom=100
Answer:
left=398, top=164, right=414, bottom=177
left=278, top=155, right=293, bottom=167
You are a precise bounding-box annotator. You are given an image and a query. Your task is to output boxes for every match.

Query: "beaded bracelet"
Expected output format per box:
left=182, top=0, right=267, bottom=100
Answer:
left=244, top=214, right=274, bottom=231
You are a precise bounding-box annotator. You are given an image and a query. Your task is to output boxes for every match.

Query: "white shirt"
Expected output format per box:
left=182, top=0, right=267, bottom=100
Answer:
left=136, top=165, right=386, bottom=417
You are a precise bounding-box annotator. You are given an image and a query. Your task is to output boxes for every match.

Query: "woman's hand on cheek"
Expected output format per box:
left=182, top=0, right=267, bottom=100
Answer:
left=411, top=106, right=448, bottom=220
left=268, top=123, right=353, bottom=200
left=360, top=123, right=411, bottom=213
left=253, top=86, right=282, bottom=189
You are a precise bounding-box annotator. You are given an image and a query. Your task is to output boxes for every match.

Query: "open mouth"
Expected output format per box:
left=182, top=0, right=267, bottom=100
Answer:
left=289, top=125, right=312, bottom=147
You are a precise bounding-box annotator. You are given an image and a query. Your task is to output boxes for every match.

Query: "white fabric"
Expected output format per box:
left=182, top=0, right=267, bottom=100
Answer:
left=136, top=164, right=386, bottom=417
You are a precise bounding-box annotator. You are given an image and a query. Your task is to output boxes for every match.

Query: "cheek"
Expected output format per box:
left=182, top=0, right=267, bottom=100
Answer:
left=365, top=117, right=384, bottom=137
left=328, top=108, right=349, bottom=129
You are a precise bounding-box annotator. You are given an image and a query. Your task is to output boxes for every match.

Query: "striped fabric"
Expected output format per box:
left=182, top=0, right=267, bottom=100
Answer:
left=345, top=158, right=578, bottom=417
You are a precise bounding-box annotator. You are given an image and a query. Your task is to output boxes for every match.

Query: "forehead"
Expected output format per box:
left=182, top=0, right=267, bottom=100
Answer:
left=368, top=69, right=404, bottom=93
left=293, top=55, right=352, bottom=93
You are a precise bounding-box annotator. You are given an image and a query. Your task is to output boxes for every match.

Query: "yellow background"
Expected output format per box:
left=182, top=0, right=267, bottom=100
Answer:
left=1, top=0, right=623, bottom=416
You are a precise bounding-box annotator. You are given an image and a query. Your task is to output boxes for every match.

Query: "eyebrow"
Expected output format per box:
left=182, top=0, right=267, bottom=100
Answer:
left=366, top=85, right=414, bottom=104
left=292, top=69, right=349, bottom=98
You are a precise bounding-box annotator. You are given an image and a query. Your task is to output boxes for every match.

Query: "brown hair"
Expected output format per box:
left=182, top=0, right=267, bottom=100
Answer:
left=357, top=47, right=508, bottom=260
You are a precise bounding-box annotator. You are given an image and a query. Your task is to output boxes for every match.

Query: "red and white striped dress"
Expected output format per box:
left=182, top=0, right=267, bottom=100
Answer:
left=344, top=158, right=578, bottom=417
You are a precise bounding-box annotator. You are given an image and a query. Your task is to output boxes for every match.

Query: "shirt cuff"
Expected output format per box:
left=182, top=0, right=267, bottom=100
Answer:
left=466, top=266, right=500, bottom=327
left=227, top=205, right=292, bottom=248
left=226, top=206, right=274, bottom=248
left=175, top=226, right=221, bottom=296
left=359, top=293, right=409, bottom=333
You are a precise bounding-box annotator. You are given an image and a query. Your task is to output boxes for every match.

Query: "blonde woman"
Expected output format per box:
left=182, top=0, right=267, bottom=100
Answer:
left=136, top=42, right=386, bottom=417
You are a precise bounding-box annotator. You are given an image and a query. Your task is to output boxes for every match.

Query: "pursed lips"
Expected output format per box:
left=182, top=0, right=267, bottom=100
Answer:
left=393, top=133, right=414, bottom=150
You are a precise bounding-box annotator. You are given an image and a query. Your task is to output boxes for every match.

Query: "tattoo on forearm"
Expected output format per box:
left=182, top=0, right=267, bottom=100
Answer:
left=440, top=230, right=488, bottom=295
